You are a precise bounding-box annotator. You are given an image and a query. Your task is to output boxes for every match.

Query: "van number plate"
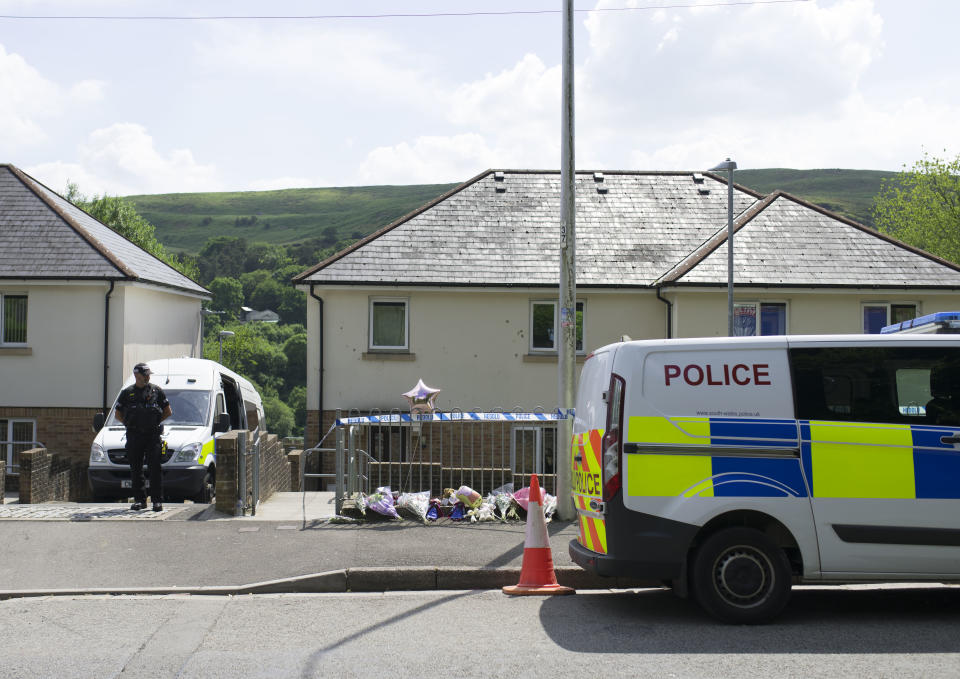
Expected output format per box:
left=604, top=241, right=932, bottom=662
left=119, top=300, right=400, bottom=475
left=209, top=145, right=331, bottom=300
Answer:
left=120, top=480, right=149, bottom=489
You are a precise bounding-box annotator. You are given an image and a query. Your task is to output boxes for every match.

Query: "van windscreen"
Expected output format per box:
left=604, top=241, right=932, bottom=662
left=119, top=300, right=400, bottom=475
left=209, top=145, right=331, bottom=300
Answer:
left=107, top=389, right=211, bottom=427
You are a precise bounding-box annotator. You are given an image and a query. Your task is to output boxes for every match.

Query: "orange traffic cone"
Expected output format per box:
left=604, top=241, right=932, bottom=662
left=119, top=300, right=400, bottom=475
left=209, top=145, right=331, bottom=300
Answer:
left=503, top=473, right=575, bottom=596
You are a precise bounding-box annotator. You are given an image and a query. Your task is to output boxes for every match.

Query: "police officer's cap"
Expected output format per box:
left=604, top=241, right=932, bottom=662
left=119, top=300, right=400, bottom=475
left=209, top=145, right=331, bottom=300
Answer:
left=133, top=363, right=152, bottom=376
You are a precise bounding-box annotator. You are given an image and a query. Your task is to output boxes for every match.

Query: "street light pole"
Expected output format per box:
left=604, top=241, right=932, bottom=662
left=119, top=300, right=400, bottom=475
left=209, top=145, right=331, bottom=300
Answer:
left=710, top=158, right=737, bottom=336
left=218, top=330, right=235, bottom=364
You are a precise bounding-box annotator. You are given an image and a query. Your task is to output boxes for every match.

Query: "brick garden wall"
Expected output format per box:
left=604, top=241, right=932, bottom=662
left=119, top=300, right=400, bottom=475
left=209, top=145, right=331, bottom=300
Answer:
left=215, top=430, right=293, bottom=515
left=18, top=448, right=88, bottom=503
left=1, top=406, right=100, bottom=494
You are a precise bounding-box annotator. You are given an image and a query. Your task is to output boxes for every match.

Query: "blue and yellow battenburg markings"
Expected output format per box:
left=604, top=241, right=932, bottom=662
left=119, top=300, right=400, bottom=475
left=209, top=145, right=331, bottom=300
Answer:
left=801, top=421, right=960, bottom=499
left=626, top=416, right=805, bottom=498
left=626, top=416, right=960, bottom=499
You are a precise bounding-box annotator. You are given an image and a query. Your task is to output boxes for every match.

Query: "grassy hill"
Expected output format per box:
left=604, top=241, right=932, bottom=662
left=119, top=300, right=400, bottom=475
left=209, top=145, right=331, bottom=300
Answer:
left=125, top=169, right=898, bottom=253
left=126, top=183, right=459, bottom=254
left=735, top=168, right=897, bottom=228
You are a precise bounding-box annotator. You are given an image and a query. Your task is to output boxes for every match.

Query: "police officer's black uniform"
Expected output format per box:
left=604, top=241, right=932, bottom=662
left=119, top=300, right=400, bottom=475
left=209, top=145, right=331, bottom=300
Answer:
left=115, top=364, right=170, bottom=511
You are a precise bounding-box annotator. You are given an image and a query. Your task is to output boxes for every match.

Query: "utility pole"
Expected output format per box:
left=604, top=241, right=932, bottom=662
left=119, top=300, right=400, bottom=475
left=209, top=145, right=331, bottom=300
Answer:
left=557, top=0, right=576, bottom=521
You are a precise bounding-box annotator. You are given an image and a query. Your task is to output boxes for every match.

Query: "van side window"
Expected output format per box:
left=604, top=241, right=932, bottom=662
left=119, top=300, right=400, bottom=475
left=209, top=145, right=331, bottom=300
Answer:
left=244, top=401, right=260, bottom=435
left=791, top=347, right=960, bottom=425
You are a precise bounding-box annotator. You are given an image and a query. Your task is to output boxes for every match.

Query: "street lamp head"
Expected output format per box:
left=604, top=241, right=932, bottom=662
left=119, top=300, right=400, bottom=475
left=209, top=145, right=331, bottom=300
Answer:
left=219, top=330, right=235, bottom=339
left=709, top=158, right=738, bottom=172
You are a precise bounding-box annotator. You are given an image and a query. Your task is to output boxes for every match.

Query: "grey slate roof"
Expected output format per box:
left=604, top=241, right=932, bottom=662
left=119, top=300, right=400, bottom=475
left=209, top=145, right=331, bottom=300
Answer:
left=0, top=165, right=208, bottom=296
left=296, top=170, right=960, bottom=290
left=668, top=192, right=960, bottom=288
left=296, top=170, right=761, bottom=287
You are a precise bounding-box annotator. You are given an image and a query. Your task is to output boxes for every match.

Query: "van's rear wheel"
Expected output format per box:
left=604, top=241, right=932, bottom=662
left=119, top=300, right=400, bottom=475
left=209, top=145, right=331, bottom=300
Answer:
left=691, top=527, right=791, bottom=624
left=193, top=469, right=215, bottom=504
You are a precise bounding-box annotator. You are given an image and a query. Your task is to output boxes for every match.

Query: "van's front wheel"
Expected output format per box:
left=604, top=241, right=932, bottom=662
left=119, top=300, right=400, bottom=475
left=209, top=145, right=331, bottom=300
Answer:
left=691, top=527, right=791, bottom=624
left=193, top=469, right=215, bottom=504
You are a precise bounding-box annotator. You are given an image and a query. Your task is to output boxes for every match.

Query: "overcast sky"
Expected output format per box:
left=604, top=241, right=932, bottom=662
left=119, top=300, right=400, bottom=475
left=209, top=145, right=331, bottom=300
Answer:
left=2, top=0, right=958, bottom=196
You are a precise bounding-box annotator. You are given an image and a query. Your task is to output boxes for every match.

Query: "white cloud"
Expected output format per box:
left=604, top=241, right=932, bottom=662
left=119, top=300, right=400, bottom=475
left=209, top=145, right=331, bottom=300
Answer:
left=28, top=123, right=220, bottom=196
left=0, top=43, right=60, bottom=147
left=358, top=134, right=502, bottom=184
left=448, top=54, right=559, bottom=127
left=69, top=79, right=107, bottom=104
left=582, top=0, right=885, bottom=124
left=194, top=23, right=441, bottom=111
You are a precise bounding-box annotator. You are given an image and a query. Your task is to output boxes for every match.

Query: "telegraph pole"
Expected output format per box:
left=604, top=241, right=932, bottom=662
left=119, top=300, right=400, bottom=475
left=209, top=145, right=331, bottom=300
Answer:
left=557, top=0, right=576, bottom=521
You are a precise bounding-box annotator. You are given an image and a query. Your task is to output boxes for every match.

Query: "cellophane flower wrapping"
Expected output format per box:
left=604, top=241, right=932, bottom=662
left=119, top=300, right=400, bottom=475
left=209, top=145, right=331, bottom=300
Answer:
left=397, top=490, right=431, bottom=523
left=542, top=493, right=557, bottom=522
left=365, top=486, right=400, bottom=519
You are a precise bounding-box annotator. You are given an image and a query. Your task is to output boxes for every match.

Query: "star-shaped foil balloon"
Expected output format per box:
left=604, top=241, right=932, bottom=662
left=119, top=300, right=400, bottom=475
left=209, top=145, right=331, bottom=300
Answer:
left=402, top=379, right=441, bottom=414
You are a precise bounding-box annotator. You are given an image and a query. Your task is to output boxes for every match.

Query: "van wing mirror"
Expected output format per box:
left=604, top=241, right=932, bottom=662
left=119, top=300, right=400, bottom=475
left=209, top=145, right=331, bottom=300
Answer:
left=214, top=413, right=231, bottom=433
left=92, top=413, right=105, bottom=432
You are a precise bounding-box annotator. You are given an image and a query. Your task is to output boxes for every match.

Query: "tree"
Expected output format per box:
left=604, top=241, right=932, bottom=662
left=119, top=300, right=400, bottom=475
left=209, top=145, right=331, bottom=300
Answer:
left=282, top=333, right=308, bottom=389
left=244, top=241, right=290, bottom=272
left=288, top=385, right=307, bottom=431
left=197, top=236, right=248, bottom=284
left=263, top=395, right=295, bottom=438
left=208, top=277, right=244, bottom=319
left=873, top=151, right=960, bottom=263
left=250, top=277, right=285, bottom=312
left=240, top=269, right=272, bottom=300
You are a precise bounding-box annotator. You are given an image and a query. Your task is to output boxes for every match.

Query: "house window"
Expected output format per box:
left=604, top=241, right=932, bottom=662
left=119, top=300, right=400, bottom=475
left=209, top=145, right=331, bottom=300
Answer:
left=1, top=294, right=27, bottom=344
left=369, top=299, right=408, bottom=350
left=733, top=302, right=786, bottom=336
left=530, top=301, right=584, bottom=353
left=863, top=303, right=916, bottom=334
left=0, top=418, right=36, bottom=474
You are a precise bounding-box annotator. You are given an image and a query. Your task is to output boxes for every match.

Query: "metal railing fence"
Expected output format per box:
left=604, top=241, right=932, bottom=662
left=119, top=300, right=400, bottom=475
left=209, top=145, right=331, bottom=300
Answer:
left=323, top=408, right=566, bottom=506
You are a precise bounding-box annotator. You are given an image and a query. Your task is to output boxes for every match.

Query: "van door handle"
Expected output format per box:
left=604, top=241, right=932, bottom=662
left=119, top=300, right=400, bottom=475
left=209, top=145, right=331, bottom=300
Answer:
left=573, top=454, right=583, bottom=463
left=941, top=435, right=960, bottom=445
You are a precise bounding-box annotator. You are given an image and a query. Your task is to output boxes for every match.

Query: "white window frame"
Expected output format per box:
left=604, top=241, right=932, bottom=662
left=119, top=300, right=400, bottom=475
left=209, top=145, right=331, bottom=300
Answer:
left=733, top=301, right=788, bottom=336
left=529, top=300, right=585, bottom=354
left=862, top=302, right=918, bottom=334
left=1, top=418, right=37, bottom=475
left=369, top=297, right=409, bottom=351
left=0, top=292, right=28, bottom=346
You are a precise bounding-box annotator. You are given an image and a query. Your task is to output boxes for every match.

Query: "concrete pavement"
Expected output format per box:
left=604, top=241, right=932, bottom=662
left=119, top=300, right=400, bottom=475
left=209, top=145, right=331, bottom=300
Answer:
left=0, top=492, right=651, bottom=599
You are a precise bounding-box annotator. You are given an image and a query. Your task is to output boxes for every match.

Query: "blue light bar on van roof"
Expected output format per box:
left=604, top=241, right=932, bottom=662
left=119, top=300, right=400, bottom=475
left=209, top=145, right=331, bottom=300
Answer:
left=881, top=311, right=960, bottom=334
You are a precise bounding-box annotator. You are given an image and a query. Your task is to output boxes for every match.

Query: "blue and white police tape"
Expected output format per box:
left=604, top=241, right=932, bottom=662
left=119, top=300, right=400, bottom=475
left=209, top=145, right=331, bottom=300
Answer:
left=335, top=409, right=575, bottom=426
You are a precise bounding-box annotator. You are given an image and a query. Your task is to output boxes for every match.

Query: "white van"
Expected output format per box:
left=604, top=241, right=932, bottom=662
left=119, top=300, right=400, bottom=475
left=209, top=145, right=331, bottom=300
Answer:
left=89, top=358, right=264, bottom=503
left=570, top=334, right=960, bottom=623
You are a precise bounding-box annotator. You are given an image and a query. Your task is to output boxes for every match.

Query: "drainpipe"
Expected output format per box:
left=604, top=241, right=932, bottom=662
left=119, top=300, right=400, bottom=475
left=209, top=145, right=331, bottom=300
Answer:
left=308, top=285, right=324, bottom=445
left=656, top=286, right=673, bottom=339
left=102, top=281, right=116, bottom=415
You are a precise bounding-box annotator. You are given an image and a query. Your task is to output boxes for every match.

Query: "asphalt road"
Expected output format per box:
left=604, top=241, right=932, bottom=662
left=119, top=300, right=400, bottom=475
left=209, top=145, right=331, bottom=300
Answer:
left=2, top=585, right=960, bottom=678
left=0, top=515, right=555, bottom=590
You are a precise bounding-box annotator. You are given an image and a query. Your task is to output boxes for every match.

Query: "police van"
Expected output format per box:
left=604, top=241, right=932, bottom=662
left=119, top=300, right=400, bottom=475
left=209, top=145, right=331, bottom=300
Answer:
left=89, top=358, right=264, bottom=503
left=569, top=334, right=960, bottom=623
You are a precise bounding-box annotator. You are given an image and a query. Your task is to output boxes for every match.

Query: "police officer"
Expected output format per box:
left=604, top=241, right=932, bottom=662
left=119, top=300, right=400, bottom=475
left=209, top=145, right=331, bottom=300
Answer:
left=114, top=363, right=171, bottom=511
